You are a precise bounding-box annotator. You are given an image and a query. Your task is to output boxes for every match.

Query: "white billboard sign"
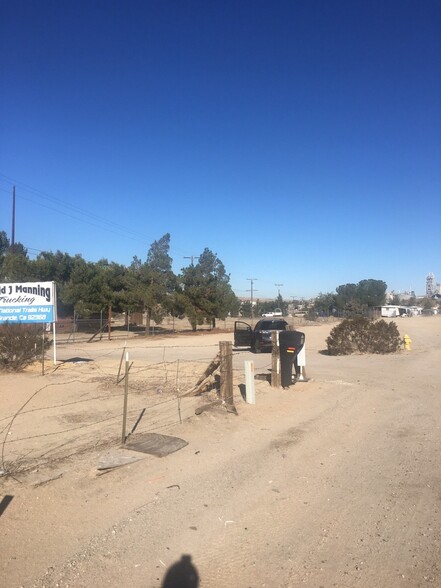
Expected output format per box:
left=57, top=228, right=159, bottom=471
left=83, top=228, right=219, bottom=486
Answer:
left=0, top=282, right=57, bottom=324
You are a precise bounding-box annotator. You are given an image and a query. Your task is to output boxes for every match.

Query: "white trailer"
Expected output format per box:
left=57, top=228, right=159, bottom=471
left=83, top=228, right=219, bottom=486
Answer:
left=378, top=305, right=409, bottom=317
left=379, top=305, right=400, bottom=317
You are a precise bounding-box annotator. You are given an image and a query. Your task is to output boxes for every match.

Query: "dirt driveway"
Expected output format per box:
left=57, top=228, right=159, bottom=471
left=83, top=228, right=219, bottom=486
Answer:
left=1, top=317, right=440, bottom=587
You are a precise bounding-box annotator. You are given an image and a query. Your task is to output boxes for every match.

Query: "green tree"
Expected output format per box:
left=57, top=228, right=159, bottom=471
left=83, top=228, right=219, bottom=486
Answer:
left=125, top=234, right=175, bottom=333
left=0, top=232, right=30, bottom=282
left=31, top=250, right=76, bottom=284
left=334, top=279, right=387, bottom=316
left=357, top=279, right=387, bottom=307
left=62, top=256, right=114, bottom=316
left=313, top=292, right=337, bottom=316
left=0, top=230, right=9, bottom=255
left=407, top=295, right=417, bottom=307
left=335, top=283, right=358, bottom=308
left=421, top=297, right=436, bottom=310
left=240, top=300, right=253, bottom=318
left=95, top=259, right=128, bottom=314
left=180, top=248, right=238, bottom=330
left=30, top=251, right=78, bottom=316
left=0, top=250, right=32, bottom=282
left=179, top=263, right=206, bottom=330
left=8, top=242, right=28, bottom=256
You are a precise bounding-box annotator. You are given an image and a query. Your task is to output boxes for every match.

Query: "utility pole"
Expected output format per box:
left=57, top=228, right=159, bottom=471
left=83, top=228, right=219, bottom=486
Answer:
left=11, top=186, right=16, bottom=247
left=184, top=255, right=199, bottom=265
left=247, top=278, right=258, bottom=322
left=275, top=283, right=283, bottom=298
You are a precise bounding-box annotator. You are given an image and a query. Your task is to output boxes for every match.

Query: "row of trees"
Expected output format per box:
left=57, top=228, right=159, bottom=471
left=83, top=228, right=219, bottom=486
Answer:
left=312, top=279, right=388, bottom=317
left=5, top=229, right=429, bottom=326
left=239, top=294, right=291, bottom=318
left=312, top=280, right=438, bottom=317
left=0, top=231, right=240, bottom=331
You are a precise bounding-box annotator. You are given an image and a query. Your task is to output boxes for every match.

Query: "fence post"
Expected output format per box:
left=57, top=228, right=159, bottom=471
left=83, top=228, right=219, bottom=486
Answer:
left=244, top=360, right=255, bottom=404
left=271, top=331, right=281, bottom=388
left=116, top=346, right=126, bottom=384
left=108, top=305, right=112, bottom=340
left=121, top=351, right=129, bottom=444
left=176, top=359, right=182, bottom=424
left=219, top=341, right=234, bottom=406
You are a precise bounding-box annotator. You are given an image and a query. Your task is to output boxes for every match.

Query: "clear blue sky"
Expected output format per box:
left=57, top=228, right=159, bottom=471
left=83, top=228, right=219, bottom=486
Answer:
left=1, top=0, right=440, bottom=299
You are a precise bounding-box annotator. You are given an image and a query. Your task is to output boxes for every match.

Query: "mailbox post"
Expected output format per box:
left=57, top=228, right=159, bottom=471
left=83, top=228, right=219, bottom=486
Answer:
left=279, top=330, right=305, bottom=389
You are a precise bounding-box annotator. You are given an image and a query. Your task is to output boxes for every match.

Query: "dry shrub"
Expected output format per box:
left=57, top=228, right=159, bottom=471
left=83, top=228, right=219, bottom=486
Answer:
left=0, top=323, right=52, bottom=371
left=326, top=318, right=401, bottom=355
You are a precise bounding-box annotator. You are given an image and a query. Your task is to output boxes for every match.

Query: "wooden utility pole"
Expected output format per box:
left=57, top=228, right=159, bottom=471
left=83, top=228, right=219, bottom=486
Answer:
left=184, top=255, right=199, bottom=265
left=219, top=341, right=234, bottom=406
left=11, top=186, right=16, bottom=246
left=271, top=331, right=281, bottom=388
left=247, top=278, right=258, bottom=323
left=108, top=305, right=112, bottom=340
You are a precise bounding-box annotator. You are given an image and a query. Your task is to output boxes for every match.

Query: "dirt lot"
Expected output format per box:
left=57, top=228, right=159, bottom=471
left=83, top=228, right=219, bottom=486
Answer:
left=1, top=316, right=440, bottom=587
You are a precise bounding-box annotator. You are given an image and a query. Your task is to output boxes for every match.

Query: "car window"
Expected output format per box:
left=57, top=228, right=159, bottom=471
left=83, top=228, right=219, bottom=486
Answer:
left=258, top=320, right=287, bottom=330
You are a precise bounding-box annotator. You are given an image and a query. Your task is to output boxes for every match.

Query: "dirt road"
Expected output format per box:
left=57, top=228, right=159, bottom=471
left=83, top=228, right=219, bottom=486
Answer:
left=1, top=317, right=440, bottom=587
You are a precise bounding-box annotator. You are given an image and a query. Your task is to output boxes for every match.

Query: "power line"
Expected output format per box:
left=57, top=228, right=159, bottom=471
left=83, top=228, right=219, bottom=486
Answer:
left=0, top=177, right=153, bottom=242
left=0, top=174, right=192, bottom=260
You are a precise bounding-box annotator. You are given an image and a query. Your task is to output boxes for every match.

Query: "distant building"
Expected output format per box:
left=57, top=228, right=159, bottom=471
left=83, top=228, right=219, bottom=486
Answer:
left=426, top=273, right=436, bottom=297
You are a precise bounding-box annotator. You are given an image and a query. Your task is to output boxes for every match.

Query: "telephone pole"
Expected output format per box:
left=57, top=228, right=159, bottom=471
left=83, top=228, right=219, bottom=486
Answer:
left=11, top=186, right=16, bottom=246
left=247, top=278, right=258, bottom=322
left=184, top=255, right=199, bottom=266
left=275, top=283, right=283, bottom=298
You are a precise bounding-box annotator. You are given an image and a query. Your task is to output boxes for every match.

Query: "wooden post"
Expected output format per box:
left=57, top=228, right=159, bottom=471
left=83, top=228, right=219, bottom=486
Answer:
left=41, top=324, right=45, bottom=376
left=219, top=341, right=234, bottom=406
left=244, top=360, right=255, bottom=404
left=271, top=331, right=281, bottom=388
left=116, top=346, right=126, bottom=384
left=176, top=359, right=182, bottom=424
left=121, top=351, right=129, bottom=444
left=108, top=305, right=112, bottom=340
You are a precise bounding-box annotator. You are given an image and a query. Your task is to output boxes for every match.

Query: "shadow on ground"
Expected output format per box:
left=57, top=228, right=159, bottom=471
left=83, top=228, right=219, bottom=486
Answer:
left=161, top=554, right=199, bottom=588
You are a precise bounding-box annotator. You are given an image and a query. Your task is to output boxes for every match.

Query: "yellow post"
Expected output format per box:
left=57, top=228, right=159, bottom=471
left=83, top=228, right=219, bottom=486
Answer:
left=403, top=334, right=411, bottom=351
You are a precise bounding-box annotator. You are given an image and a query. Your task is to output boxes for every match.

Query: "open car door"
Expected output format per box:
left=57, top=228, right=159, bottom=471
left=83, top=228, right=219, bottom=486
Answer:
left=234, top=321, right=253, bottom=348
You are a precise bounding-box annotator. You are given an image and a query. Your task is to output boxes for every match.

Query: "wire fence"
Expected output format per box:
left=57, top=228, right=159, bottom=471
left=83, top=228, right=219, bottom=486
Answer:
left=55, top=314, right=235, bottom=344
left=54, top=313, right=331, bottom=344
left=0, top=341, right=253, bottom=480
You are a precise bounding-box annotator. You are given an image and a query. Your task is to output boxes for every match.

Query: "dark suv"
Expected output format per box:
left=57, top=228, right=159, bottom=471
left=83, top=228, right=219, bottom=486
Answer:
left=234, top=319, right=289, bottom=353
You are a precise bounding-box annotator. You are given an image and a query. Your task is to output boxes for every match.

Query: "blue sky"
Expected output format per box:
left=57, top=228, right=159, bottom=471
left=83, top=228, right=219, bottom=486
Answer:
left=1, top=0, right=440, bottom=299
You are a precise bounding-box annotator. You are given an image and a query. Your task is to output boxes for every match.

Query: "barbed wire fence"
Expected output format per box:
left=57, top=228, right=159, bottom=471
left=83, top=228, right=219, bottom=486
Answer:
left=0, top=340, right=262, bottom=480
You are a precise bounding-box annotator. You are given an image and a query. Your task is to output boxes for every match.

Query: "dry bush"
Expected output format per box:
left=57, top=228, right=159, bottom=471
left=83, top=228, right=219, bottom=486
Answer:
left=326, top=318, right=401, bottom=355
left=0, top=323, right=52, bottom=371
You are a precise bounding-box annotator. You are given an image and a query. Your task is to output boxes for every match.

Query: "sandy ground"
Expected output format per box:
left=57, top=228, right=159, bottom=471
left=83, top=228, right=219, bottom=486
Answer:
left=1, top=316, right=440, bottom=587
